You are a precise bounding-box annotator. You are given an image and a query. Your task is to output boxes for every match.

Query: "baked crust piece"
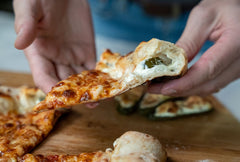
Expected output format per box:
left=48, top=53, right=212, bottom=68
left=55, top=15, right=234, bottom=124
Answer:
left=18, top=152, right=109, bottom=162
left=115, top=85, right=146, bottom=114
left=18, top=131, right=167, bottom=162
left=0, top=85, right=45, bottom=115
left=34, top=38, right=187, bottom=112
left=114, top=86, right=213, bottom=119
left=0, top=86, right=61, bottom=161
left=152, top=96, right=212, bottom=119
left=139, top=93, right=174, bottom=110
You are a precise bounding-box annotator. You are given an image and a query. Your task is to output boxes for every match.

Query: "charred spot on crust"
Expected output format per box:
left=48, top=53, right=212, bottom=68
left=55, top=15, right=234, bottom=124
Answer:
left=16, top=114, right=25, bottom=118
left=4, top=123, right=14, bottom=128
left=46, top=155, right=59, bottom=161
left=80, top=91, right=91, bottom=102
left=144, top=54, right=172, bottom=69
left=51, top=91, right=62, bottom=97
left=125, top=51, right=133, bottom=56
left=105, top=49, right=113, bottom=54
left=168, top=107, right=178, bottom=113
left=103, top=89, right=110, bottom=96
left=79, top=152, right=97, bottom=161
left=89, top=70, right=100, bottom=77
left=34, top=154, right=45, bottom=159
left=0, top=92, right=11, bottom=98
left=166, top=103, right=178, bottom=113
left=62, top=89, right=76, bottom=98
left=55, top=82, right=65, bottom=87
left=53, top=99, right=64, bottom=107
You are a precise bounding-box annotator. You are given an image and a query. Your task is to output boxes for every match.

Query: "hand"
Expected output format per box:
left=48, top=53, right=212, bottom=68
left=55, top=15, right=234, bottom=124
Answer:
left=149, top=0, right=240, bottom=96
left=13, top=0, right=96, bottom=93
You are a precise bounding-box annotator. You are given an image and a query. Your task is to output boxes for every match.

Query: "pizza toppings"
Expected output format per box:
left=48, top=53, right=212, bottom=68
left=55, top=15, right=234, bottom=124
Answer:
left=144, top=54, right=172, bottom=69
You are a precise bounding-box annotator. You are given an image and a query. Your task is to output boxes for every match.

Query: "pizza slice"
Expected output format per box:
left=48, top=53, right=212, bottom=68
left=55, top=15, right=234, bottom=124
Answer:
left=34, top=38, right=187, bottom=112
left=0, top=86, right=62, bottom=161
left=18, top=131, right=167, bottom=162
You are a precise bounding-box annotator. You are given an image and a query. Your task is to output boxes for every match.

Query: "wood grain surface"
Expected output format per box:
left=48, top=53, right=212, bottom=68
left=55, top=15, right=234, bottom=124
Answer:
left=0, top=71, right=240, bottom=162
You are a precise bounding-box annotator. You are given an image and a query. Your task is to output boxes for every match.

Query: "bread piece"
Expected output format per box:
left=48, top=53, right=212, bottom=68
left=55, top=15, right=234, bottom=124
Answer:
left=114, top=87, right=213, bottom=119
left=108, top=131, right=167, bottom=162
left=96, top=38, right=187, bottom=88
left=115, top=86, right=146, bottom=114
left=152, top=96, right=212, bottom=119
left=34, top=38, right=187, bottom=111
left=139, top=93, right=176, bottom=115
left=19, top=131, right=167, bottom=162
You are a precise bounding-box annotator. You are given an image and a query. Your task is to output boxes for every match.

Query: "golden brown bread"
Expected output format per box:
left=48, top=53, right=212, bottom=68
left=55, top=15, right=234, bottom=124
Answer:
left=34, top=38, right=187, bottom=112
left=115, top=86, right=213, bottom=119
left=0, top=86, right=61, bottom=160
left=19, top=131, right=167, bottom=162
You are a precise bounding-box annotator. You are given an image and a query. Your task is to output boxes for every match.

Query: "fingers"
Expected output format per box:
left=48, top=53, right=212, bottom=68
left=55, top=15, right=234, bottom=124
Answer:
left=73, top=43, right=96, bottom=70
left=180, top=53, right=240, bottom=96
left=85, top=45, right=97, bottom=70
left=13, top=0, right=41, bottom=49
left=25, top=47, right=59, bottom=93
left=149, top=34, right=239, bottom=96
left=149, top=2, right=239, bottom=96
left=176, top=4, right=217, bottom=61
left=56, top=64, right=76, bottom=80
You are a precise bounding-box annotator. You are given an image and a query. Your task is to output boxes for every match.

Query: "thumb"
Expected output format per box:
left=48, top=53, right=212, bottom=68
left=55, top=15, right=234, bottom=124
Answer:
left=13, top=0, right=40, bottom=49
left=176, top=6, right=216, bottom=61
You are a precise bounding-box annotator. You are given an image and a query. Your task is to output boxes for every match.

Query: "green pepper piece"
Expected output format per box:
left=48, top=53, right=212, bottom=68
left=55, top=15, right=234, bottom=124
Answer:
left=144, top=54, right=172, bottom=69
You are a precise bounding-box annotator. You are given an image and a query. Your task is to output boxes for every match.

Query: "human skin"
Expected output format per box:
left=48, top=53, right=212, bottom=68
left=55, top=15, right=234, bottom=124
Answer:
left=14, top=0, right=240, bottom=98
left=13, top=0, right=96, bottom=93
left=149, top=0, right=240, bottom=96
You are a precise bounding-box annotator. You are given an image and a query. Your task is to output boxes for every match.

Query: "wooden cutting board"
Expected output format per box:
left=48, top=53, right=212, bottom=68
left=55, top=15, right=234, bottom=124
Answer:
left=0, top=71, right=240, bottom=162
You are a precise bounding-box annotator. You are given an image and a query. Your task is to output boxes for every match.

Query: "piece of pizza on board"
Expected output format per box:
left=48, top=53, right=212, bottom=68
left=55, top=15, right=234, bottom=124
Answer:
left=0, top=86, right=61, bottom=161
left=115, top=86, right=213, bottom=119
left=34, top=38, right=188, bottom=112
left=18, top=131, right=167, bottom=162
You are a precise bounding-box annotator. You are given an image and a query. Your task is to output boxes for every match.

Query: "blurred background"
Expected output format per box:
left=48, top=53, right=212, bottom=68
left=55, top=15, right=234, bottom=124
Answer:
left=89, top=0, right=213, bottom=55
left=0, top=0, right=239, bottom=120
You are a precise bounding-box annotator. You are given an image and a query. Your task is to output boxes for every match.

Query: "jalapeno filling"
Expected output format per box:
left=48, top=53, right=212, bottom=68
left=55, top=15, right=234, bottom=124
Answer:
left=144, top=54, right=172, bottom=69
